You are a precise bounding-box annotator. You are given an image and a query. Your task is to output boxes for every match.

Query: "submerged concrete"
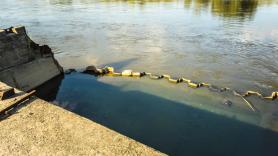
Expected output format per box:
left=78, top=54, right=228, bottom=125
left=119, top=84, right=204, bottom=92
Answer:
left=0, top=82, right=164, bottom=155
left=0, top=26, right=63, bottom=91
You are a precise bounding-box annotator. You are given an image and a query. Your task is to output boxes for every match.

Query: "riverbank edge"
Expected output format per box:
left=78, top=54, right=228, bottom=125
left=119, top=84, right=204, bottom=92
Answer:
left=0, top=81, right=165, bottom=155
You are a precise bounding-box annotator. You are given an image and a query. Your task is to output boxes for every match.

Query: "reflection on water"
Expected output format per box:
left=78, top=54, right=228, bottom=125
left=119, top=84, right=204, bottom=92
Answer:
left=211, top=0, right=258, bottom=19
left=184, top=0, right=275, bottom=19
left=50, top=0, right=277, bottom=20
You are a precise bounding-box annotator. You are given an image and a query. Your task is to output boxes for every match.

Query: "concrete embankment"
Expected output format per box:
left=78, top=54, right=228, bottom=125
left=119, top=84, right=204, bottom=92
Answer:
left=0, top=82, right=164, bottom=155
left=0, top=26, right=63, bottom=91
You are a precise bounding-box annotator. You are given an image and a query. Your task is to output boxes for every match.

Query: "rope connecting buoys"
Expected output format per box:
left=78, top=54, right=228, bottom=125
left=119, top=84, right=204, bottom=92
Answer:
left=232, top=90, right=258, bottom=112
left=265, top=92, right=278, bottom=100
left=242, top=91, right=278, bottom=100
left=83, top=66, right=277, bottom=112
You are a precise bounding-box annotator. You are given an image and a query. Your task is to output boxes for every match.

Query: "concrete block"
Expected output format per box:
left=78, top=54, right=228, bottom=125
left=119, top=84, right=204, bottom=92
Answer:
left=0, top=70, right=18, bottom=88
left=2, top=58, right=61, bottom=91
left=0, top=26, right=63, bottom=91
left=0, top=30, right=5, bottom=39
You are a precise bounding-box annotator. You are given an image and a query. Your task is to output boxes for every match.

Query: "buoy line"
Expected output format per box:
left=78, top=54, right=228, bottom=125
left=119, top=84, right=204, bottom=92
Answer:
left=68, top=65, right=277, bottom=112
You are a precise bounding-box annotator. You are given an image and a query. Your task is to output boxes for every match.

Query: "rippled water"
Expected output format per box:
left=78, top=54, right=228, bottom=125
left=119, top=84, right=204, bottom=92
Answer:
left=1, top=0, right=278, bottom=89
left=1, top=0, right=278, bottom=155
left=1, top=0, right=278, bottom=91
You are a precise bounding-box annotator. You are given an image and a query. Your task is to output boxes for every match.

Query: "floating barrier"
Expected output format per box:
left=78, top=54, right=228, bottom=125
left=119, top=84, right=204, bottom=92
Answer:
left=82, top=66, right=277, bottom=112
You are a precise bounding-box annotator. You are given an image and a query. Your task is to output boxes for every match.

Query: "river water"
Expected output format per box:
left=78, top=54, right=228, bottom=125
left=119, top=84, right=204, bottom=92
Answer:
left=1, top=0, right=278, bottom=155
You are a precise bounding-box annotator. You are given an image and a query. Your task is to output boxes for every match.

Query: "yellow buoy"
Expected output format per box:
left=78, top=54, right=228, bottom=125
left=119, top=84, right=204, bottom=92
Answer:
left=182, top=78, right=191, bottom=83
left=106, top=67, right=114, bottom=73
left=132, top=72, right=141, bottom=77
left=188, top=82, right=199, bottom=88
left=122, top=70, right=132, bottom=76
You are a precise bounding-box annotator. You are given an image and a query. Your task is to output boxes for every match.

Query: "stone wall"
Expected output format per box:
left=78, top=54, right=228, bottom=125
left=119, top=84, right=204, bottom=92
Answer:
left=0, top=26, right=63, bottom=91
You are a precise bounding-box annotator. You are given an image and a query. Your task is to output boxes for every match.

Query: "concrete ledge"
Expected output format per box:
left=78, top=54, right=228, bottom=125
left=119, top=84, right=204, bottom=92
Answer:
left=0, top=58, right=62, bottom=91
left=0, top=82, right=164, bottom=155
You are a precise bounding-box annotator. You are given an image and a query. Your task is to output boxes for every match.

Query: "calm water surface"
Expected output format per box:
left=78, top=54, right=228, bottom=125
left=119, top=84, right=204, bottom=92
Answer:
left=1, top=0, right=278, bottom=155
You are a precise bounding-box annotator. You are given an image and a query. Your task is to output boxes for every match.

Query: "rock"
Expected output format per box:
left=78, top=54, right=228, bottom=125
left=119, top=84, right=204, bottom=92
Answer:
left=83, top=65, right=99, bottom=75
left=223, top=99, right=232, bottom=107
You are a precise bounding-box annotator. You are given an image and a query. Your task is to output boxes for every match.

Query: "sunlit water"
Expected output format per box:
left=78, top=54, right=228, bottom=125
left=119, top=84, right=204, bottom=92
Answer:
left=1, top=0, right=278, bottom=155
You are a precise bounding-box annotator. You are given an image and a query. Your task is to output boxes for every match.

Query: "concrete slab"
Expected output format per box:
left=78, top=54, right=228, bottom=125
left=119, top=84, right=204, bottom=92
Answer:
left=0, top=82, right=165, bottom=155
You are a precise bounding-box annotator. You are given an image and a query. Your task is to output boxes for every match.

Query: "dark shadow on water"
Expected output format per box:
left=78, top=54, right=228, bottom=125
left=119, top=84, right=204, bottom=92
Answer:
left=34, top=58, right=137, bottom=101
left=34, top=74, right=64, bottom=101
left=51, top=73, right=278, bottom=156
